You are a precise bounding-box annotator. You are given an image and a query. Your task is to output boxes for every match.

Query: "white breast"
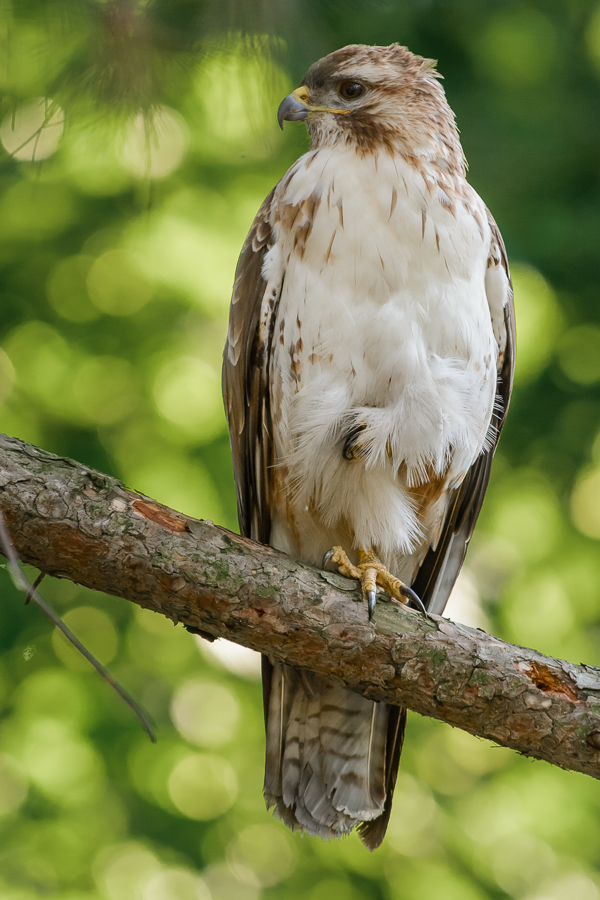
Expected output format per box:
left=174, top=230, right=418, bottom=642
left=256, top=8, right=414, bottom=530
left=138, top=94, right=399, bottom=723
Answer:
left=264, top=147, right=498, bottom=564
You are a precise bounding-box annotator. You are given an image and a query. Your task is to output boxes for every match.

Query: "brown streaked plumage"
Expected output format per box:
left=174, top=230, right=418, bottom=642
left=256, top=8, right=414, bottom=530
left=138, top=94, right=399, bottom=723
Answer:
left=223, top=43, right=515, bottom=850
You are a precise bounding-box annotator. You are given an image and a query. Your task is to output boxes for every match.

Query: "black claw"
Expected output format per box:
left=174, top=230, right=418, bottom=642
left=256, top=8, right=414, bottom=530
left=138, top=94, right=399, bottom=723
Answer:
left=367, top=590, right=376, bottom=621
left=342, top=422, right=367, bottom=461
left=400, top=585, right=428, bottom=616
left=322, top=549, right=335, bottom=570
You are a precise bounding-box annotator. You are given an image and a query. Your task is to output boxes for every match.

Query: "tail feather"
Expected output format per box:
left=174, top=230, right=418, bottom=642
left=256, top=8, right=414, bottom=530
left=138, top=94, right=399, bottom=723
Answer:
left=317, top=682, right=388, bottom=817
left=281, top=674, right=308, bottom=807
left=263, top=660, right=404, bottom=846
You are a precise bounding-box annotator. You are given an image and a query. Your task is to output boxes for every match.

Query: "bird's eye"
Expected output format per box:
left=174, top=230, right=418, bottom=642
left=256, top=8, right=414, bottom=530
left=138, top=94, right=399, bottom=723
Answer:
left=338, top=81, right=364, bottom=100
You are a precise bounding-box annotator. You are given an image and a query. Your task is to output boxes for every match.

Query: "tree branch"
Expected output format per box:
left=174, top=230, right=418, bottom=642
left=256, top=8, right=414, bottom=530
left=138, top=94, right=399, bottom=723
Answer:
left=2, top=431, right=600, bottom=777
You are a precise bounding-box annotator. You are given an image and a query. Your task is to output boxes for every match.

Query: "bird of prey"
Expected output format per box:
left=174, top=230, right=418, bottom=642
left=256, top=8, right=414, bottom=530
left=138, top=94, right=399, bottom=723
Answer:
left=223, top=43, right=515, bottom=850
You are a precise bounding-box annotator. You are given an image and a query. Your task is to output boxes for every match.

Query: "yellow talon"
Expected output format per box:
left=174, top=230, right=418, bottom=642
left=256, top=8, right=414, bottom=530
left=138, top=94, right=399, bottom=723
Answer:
left=322, top=546, right=427, bottom=620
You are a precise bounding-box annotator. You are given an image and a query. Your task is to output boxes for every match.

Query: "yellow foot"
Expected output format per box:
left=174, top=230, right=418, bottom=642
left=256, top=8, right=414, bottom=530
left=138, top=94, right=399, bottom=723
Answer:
left=322, top=547, right=426, bottom=620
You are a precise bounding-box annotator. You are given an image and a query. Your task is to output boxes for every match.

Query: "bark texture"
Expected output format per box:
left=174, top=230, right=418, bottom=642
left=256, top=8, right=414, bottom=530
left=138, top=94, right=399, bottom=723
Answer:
left=2, top=431, right=600, bottom=777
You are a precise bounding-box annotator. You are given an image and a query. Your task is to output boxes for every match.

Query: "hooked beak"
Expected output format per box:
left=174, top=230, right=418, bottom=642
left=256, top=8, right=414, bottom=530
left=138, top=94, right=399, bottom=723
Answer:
left=277, top=86, right=310, bottom=129
left=277, top=85, right=350, bottom=130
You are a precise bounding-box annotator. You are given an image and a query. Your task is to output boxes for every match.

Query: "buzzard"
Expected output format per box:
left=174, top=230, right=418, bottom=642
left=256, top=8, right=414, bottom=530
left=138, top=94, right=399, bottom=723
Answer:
left=223, top=43, right=515, bottom=850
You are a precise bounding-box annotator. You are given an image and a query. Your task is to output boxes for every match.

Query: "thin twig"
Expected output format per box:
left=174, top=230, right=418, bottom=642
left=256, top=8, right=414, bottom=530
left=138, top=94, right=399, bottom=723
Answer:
left=25, top=571, right=45, bottom=605
left=0, top=510, right=156, bottom=742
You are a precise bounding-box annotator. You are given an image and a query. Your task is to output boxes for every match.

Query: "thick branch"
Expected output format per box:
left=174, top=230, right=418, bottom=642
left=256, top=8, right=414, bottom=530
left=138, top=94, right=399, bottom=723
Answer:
left=2, top=432, right=600, bottom=776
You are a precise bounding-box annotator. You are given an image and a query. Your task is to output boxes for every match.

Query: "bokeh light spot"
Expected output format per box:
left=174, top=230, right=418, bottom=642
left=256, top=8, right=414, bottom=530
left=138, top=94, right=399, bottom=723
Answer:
left=127, top=211, right=242, bottom=314
left=503, top=573, right=574, bottom=651
left=46, top=255, right=100, bottom=323
left=529, top=872, right=600, bottom=900
left=120, top=107, right=189, bottom=179
left=142, top=868, right=211, bottom=900
left=571, top=467, right=600, bottom=539
left=153, top=356, right=224, bottom=442
left=72, top=356, right=138, bottom=425
left=170, top=679, right=240, bottom=747
left=87, top=249, right=152, bottom=316
left=196, top=637, right=262, bottom=680
left=203, top=862, right=260, bottom=900
left=457, top=781, right=528, bottom=847
left=490, top=482, right=561, bottom=563
left=128, top=738, right=191, bottom=812
left=5, top=320, right=70, bottom=400
left=1, top=97, right=64, bottom=161
left=20, top=719, right=104, bottom=805
left=16, top=668, right=95, bottom=729
left=2, top=322, right=135, bottom=425
left=511, top=265, right=563, bottom=384
left=168, top=753, right=237, bottom=819
left=227, top=824, right=296, bottom=887
left=491, top=833, right=556, bottom=895
left=94, top=843, right=161, bottom=900
left=65, top=122, right=130, bottom=196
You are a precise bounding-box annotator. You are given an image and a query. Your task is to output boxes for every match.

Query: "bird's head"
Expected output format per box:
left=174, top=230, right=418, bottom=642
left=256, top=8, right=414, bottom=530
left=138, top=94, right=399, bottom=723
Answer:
left=278, top=43, right=463, bottom=167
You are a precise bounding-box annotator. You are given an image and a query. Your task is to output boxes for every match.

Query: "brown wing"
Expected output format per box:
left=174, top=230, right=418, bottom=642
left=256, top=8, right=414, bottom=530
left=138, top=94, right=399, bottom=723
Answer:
left=411, top=210, right=516, bottom=614
left=223, top=190, right=283, bottom=747
left=222, top=189, right=278, bottom=546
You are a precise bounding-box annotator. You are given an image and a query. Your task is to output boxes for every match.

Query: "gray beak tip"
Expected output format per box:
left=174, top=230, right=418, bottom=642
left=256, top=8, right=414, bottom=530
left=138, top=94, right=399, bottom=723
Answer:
left=277, top=93, right=308, bottom=130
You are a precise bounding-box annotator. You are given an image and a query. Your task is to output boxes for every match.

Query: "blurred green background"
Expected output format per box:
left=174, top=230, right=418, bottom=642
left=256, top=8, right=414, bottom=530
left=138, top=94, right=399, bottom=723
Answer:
left=2, top=1, right=600, bottom=898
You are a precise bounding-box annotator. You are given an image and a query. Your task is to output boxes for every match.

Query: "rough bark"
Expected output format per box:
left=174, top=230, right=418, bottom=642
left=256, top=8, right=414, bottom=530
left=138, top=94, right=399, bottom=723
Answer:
left=2, top=431, right=600, bottom=777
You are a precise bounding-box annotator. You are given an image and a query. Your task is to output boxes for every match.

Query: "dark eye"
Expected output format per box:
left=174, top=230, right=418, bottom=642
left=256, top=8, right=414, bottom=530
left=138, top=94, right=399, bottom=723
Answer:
left=338, top=81, right=364, bottom=100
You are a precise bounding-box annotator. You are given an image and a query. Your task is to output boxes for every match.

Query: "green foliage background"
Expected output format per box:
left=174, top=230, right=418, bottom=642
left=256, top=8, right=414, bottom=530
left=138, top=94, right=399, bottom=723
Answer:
left=2, top=1, right=600, bottom=898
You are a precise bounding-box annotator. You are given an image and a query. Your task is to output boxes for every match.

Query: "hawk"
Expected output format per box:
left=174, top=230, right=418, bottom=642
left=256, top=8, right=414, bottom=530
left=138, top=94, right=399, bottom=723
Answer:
left=223, top=43, right=515, bottom=850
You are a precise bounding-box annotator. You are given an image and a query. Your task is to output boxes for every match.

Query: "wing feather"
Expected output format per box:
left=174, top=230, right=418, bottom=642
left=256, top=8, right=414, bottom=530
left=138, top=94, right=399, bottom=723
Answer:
left=222, top=189, right=278, bottom=545
left=223, top=190, right=286, bottom=817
